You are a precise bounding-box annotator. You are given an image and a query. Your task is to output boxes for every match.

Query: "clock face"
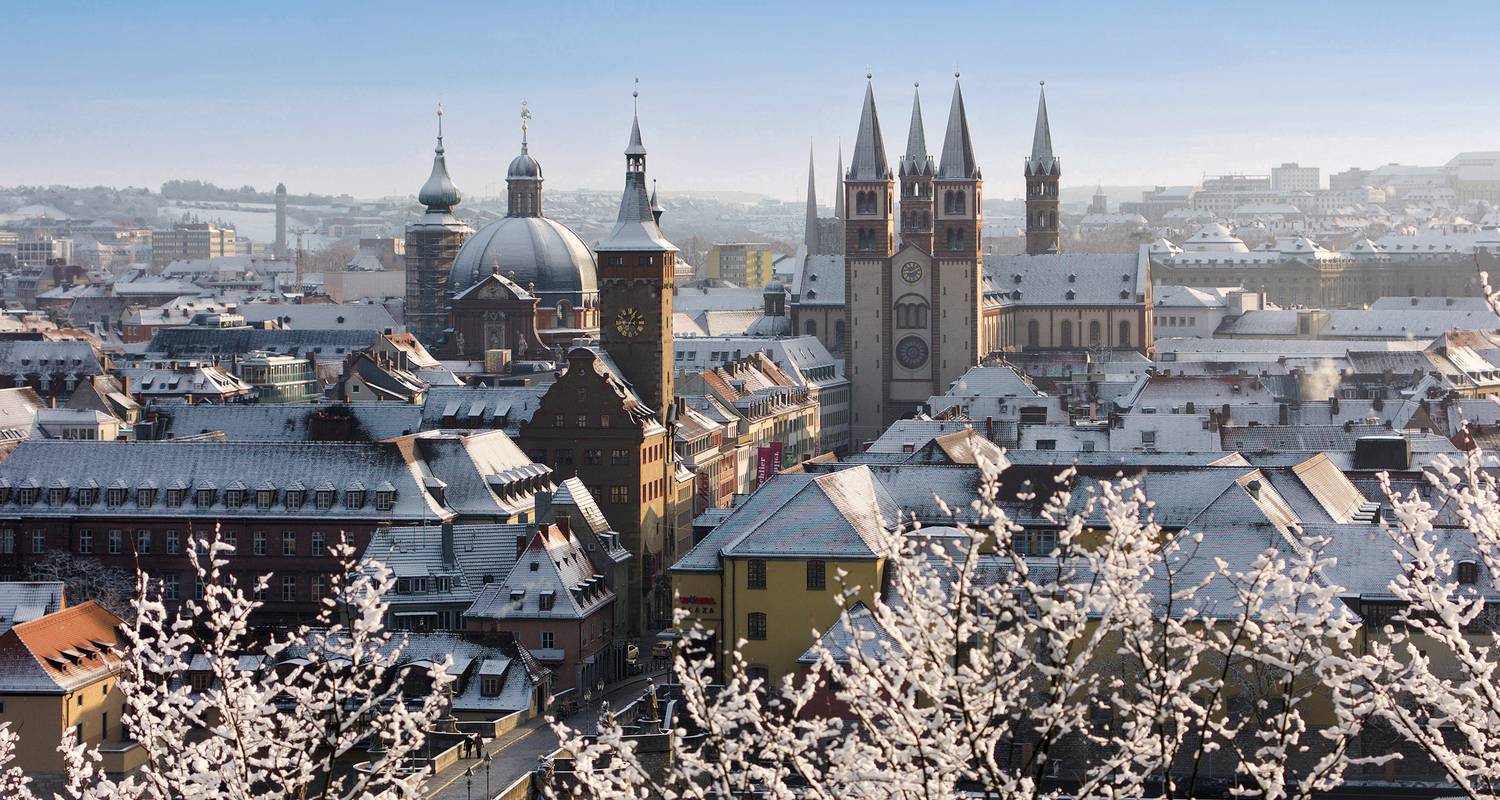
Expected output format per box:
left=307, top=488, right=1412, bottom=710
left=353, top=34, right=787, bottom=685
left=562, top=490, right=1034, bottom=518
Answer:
left=614, top=307, right=645, bottom=338
left=896, top=335, right=929, bottom=369
left=901, top=261, right=923, bottom=284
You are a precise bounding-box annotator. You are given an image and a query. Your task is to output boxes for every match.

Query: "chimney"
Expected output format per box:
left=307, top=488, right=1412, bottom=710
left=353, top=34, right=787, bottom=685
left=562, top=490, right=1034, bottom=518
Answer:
left=985, top=416, right=994, bottom=440
left=1330, top=396, right=1340, bottom=416
left=1220, top=403, right=1231, bottom=426
left=440, top=522, right=455, bottom=566
left=515, top=533, right=528, bottom=558
left=556, top=511, right=572, bottom=537
left=1278, top=403, right=1289, bottom=425
left=1246, top=479, right=1262, bottom=498
left=1184, top=401, right=1195, bottom=415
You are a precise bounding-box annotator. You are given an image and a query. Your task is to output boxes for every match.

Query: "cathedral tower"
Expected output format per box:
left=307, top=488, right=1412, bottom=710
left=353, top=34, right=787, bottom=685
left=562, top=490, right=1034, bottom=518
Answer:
left=899, top=84, right=934, bottom=254
left=596, top=93, right=677, bottom=426
left=932, top=75, right=983, bottom=386
left=405, top=106, right=473, bottom=346
left=1024, top=82, right=1061, bottom=256
left=843, top=76, right=896, bottom=446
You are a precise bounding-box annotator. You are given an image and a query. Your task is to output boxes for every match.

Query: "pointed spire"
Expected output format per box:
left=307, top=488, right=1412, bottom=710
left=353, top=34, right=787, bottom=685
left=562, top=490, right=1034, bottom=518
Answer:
left=418, top=103, right=461, bottom=213
left=626, top=78, right=646, bottom=158
left=834, top=140, right=845, bottom=218
left=598, top=88, right=675, bottom=253
left=848, top=74, right=889, bottom=181
left=1028, top=81, right=1057, bottom=175
left=805, top=142, right=819, bottom=252
left=650, top=179, right=665, bottom=225
left=938, top=74, right=979, bottom=180
left=902, top=83, right=929, bottom=177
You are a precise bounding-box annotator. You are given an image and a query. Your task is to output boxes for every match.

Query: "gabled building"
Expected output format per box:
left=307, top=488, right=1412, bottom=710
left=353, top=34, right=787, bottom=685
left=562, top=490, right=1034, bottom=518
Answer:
left=0, top=602, right=141, bottom=777
left=465, top=515, right=621, bottom=691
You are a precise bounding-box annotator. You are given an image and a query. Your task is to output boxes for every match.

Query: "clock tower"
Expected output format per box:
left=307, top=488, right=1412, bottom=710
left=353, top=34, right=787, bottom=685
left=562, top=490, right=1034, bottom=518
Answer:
left=596, top=93, right=677, bottom=425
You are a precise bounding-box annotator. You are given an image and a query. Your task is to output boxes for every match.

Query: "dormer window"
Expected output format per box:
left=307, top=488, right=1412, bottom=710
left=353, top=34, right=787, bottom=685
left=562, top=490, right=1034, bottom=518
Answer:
left=18, top=485, right=39, bottom=505
left=106, top=487, right=128, bottom=507
left=375, top=489, right=396, bottom=512
left=344, top=488, right=366, bottom=509
left=1459, top=560, right=1480, bottom=585
left=76, top=487, right=98, bottom=507
left=256, top=488, right=276, bottom=509
left=224, top=488, right=246, bottom=509
left=136, top=487, right=157, bottom=507
left=47, top=486, right=68, bottom=506
left=195, top=488, right=217, bottom=508
left=166, top=488, right=187, bottom=507
left=285, top=489, right=306, bottom=510
left=314, top=489, right=335, bottom=510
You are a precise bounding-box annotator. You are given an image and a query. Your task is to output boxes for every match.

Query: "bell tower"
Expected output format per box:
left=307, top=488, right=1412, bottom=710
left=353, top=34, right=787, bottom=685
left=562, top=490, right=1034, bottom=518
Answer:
left=1024, top=81, right=1061, bottom=256
left=596, top=88, right=677, bottom=425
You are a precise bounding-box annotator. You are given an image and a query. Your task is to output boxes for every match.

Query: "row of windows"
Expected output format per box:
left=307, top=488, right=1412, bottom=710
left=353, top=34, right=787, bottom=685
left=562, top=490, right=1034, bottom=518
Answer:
left=745, top=558, right=826, bottom=591
left=1024, top=319, right=1132, bottom=348
left=4, top=485, right=395, bottom=512
left=3, top=528, right=331, bottom=557
left=553, top=413, right=614, bottom=429
left=150, top=571, right=330, bottom=603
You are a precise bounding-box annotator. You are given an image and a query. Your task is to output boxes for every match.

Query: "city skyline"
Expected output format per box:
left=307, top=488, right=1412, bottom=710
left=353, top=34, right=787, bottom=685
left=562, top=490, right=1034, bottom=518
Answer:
left=8, top=0, right=1500, bottom=201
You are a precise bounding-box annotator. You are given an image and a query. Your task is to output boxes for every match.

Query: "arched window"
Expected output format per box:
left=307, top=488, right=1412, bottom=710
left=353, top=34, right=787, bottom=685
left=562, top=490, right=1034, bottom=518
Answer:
left=1119, top=320, right=1131, bottom=348
left=954, top=190, right=965, bottom=215
left=942, top=190, right=953, bottom=213
left=1089, top=320, right=1101, bottom=346
left=805, top=319, right=817, bottom=337
left=1026, top=320, right=1040, bottom=348
left=895, top=297, right=928, bottom=329
left=1060, top=320, right=1073, bottom=348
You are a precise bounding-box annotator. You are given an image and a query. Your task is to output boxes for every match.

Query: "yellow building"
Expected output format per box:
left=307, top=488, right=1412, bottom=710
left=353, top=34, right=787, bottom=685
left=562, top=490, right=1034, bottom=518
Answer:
left=0, top=601, right=143, bottom=779
left=671, top=467, right=897, bottom=684
left=706, top=243, right=777, bottom=289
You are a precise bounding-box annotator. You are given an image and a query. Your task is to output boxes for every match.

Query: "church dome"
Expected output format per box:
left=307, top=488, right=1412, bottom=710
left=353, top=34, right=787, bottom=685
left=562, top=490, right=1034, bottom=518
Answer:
left=449, top=216, right=597, bottom=303
left=746, top=313, right=792, bottom=337
left=507, top=152, right=542, bottom=180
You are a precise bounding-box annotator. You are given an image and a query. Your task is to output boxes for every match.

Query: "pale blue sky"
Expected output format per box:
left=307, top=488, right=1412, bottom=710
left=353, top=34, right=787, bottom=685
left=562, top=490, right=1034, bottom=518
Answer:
left=6, top=1, right=1497, bottom=201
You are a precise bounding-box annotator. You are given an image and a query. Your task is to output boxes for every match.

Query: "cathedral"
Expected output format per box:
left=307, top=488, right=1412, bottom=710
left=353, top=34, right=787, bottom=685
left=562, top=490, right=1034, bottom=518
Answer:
left=796, top=77, right=1149, bottom=448
left=842, top=75, right=989, bottom=443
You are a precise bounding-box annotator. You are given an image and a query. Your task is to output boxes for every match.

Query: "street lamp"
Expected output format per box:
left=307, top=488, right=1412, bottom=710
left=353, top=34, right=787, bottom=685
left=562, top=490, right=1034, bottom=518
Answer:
left=483, top=752, right=493, bottom=798
left=465, top=765, right=473, bottom=800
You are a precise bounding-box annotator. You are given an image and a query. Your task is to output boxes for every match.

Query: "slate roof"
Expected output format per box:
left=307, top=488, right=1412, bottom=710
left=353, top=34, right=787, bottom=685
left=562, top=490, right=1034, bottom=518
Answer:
left=984, top=250, right=1148, bottom=306
left=364, top=523, right=524, bottom=610
left=421, top=385, right=549, bottom=436
left=674, top=467, right=899, bottom=572
left=941, top=364, right=1043, bottom=399
left=1221, top=424, right=1459, bottom=455
left=0, top=581, right=64, bottom=635
left=0, top=340, right=103, bottom=377
left=156, top=402, right=423, bottom=441
left=393, top=430, right=549, bottom=520
left=0, top=439, right=449, bottom=522
left=465, top=522, right=614, bottom=621
left=238, top=303, right=399, bottom=331
left=793, top=255, right=845, bottom=306
left=147, top=327, right=379, bottom=358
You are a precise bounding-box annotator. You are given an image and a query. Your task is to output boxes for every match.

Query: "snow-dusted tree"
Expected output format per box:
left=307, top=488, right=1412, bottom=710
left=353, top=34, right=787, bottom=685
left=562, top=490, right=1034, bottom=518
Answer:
left=1363, top=450, right=1500, bottom=798
left=25, top=550, right=138, bottom=621
left=550, top=455, right=1491, bottom=799
left=0, top=527, right=452, bottom=800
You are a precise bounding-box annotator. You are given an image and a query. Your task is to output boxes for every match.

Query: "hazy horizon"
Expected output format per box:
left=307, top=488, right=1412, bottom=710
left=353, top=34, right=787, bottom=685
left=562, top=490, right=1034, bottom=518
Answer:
left=8, top=0, right=1499, bottom=204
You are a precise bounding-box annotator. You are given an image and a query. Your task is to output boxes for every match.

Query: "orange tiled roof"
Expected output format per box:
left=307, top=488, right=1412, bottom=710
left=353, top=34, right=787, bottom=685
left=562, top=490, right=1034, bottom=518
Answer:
left=0, top=601, right=123, bottom=693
